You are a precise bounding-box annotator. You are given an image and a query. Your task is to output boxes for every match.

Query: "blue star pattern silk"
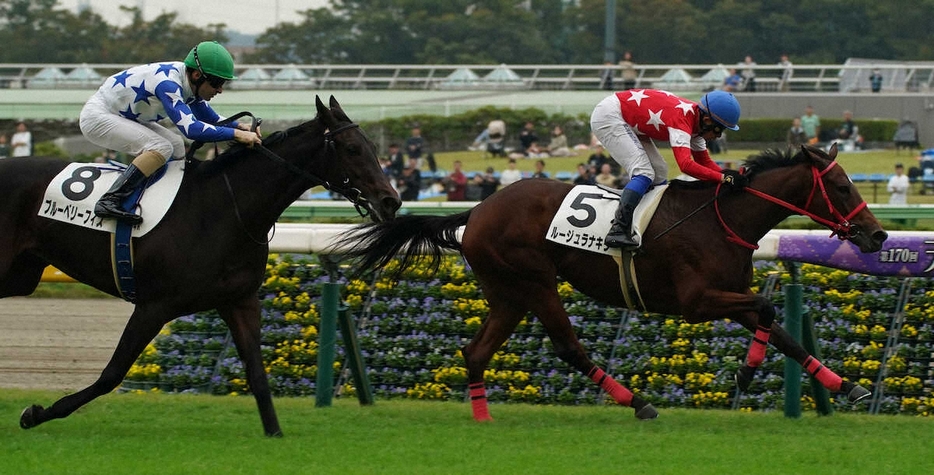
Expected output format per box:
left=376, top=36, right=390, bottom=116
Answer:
left=96, top=61, right=235, bottom=142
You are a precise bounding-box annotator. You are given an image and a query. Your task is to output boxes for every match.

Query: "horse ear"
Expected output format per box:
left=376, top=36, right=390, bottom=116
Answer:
left=315, top=95, right=327, bottom=116
left=328, top=95, right=351, bottom=122
left=826, top=142, right=838, bottom=161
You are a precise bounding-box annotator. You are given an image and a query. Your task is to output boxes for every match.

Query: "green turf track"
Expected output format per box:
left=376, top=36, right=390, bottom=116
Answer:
left=1, top=389, right=931, bottom=475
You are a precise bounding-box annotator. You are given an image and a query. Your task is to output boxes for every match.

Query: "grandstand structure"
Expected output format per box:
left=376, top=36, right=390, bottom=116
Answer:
left=1, top=61, right=928, bottom=92
left=2, top=61, right=934, bottom=145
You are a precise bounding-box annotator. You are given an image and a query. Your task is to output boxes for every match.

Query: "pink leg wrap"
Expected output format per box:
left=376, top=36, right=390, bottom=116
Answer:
left=745, top=325, right=771, bottom=367
left=468, top=382, right=493, bottom=421
left=804, top=356, right=843, bottom=391
left=588, top=367, right=633, bottom=406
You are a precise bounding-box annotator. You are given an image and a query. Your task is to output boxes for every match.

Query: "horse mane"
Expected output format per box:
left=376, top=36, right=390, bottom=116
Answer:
left=667, top=148, right=809, bottom=190
left=742, top=148, right=808, bottom=178
left=193, top=117, right=320, bottom=174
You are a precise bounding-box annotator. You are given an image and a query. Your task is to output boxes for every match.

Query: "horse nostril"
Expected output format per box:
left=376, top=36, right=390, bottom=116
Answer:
left=873, top=230, right=888, bottom=244
left=384, top=196, right=402, bottom=215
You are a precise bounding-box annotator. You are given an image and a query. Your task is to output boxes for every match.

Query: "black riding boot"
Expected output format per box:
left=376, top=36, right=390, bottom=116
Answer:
left=94, top=164, right=147, bottom=224
left=604, top=189, right=643, bottom=249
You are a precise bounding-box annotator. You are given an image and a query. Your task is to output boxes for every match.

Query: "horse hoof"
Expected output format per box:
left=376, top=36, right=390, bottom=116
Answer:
left=634, top=404, right=658, bottom=420
left=847, top=384, right=871, bottom=404
left=19, top=405, right=43, bottom=429
left=265, top=430, right=284, bottom=438
left=734, top=365, right=756, bottom=392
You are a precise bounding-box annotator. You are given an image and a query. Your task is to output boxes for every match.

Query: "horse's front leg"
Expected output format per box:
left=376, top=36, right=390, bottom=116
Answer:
left=20, top=305, right=167, bottom=430
left=751, top=321, right=871, bottom=404
left=218, top=297, right=282, bottom=437
left=683, top=290, right=776, bottom=392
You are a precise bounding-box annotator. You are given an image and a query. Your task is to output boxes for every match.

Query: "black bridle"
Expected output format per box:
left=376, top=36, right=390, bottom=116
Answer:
left=187, top=112, right=373, bottom=218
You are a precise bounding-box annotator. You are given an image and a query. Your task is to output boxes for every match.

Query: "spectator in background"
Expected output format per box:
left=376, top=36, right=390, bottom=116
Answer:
left=887, top=163, right=910, bottom=205
left=837, top=110, right=864, bottom=150
left=587, top=144, right=610, bottom=172
left=787, top=117, right=808, bottom=150
left=800, top=105, right=821, bottom=144
left=474, top=166, right=500, bottom=200
left=512, top=121, right=540, bottom=158
left=500, top=158, right=523, bottom=187
left=530, top=159, right=548, bottom=179
left=546, top=125, right=574, bottom=157
left=444, top=160, right=468, bottom=201
left=740, top=55, right=757, bottom=92
left=387, top=143, right=406, bottom=178
left=779, top=54, right=793, bottom=92
left=397, top=158, right=421, bottom=201
left=722, top=68, right=742, bottom=92
left=405, top=126, right=425, bottom=165
left=595, top=163, right=619, bottom=188
left=573, top=163, right=594, bottom=185
left=870, top=68, right=883, bottom=93
left=0, top=134, right=9, bottom=158
left=619, top=51, right=637, bottom=90
left=11, top=121, right=32, bottom=157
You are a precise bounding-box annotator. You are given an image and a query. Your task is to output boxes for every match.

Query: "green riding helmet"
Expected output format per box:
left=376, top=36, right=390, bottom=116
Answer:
left=183, top=41, right=236, bottom=80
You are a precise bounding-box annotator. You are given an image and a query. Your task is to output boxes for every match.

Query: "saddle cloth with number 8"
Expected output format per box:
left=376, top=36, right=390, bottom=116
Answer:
left=39, top=160, right=185, bottom=236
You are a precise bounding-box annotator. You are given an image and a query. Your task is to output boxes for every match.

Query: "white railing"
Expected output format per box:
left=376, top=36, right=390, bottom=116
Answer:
left=2, top=62, right=932, bottom=93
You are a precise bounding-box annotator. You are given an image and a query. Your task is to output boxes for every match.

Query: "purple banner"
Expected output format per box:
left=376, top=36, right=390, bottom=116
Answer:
left=776, top=233, right=934, bottom=276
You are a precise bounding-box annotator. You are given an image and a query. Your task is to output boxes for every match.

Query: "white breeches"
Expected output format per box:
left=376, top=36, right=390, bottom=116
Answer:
left=79, top=93, right=184, bottom=161
left=590, top=94, right=668, bottom=184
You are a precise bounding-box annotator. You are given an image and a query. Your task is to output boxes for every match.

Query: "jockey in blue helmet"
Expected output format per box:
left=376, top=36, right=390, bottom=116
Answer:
left=590, top=88, right=747, bottom=249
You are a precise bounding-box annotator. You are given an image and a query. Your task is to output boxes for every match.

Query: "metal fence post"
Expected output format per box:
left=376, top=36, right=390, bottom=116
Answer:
left=783, top=261, right=803, bottom=418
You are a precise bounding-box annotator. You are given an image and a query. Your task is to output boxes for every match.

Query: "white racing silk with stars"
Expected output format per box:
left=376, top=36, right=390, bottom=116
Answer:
left=94, top=61, right=235, bottom=142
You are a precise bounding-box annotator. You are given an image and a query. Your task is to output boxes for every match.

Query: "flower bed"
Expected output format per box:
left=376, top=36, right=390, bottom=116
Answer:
left=124, top=255, right=933, bottom=416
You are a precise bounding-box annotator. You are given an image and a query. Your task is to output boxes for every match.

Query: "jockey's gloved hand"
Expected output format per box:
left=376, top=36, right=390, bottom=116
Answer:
left=721, top=169, right=749, bottom=189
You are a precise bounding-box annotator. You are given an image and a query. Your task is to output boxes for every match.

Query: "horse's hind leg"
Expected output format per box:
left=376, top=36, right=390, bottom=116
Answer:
left=462, top=300, right=526, bottom=421
left=218, top=297, right=282, bottom=436
left=20, top=305, right=166, bottom=430
left=533, top=287, right=657, bottom=419
left=734, top=314, right=870, bottom=404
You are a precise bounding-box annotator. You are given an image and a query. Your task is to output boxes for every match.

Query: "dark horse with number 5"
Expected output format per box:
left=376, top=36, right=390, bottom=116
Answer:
left=0, top=96, right=400, bottom=436
left=340, top=144, right=887, bottom=420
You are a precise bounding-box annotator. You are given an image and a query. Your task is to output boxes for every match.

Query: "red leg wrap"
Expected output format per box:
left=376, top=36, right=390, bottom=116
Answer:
left=804, top=356, right=843, bottom=392
left=468, top=382, right=492, bottom=421
left=745, top=325, right=771, bottom=367
left=588, top=367, right=633, bottom=406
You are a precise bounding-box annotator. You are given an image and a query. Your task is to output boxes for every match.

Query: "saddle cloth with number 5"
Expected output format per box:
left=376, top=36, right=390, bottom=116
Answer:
left=546, top=184, right=668, bottom=256
left=39, top=161, right=185, bottom=237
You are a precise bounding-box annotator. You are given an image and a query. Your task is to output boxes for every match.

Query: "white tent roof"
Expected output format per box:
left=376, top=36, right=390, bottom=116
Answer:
left=27, top=67, right=68, bottom=88
left=438, top=68, right=481, bottom=88
left=483, top=65, right=523, bottom=83
left=657, top=68, right=693, bottom=83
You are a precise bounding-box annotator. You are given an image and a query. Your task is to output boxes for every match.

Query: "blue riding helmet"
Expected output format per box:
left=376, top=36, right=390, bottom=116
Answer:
left=699, top=90, right=741, bottom=131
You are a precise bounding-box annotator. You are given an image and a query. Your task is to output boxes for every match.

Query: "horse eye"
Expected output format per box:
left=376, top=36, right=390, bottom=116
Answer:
left=836, top=184, right=851, bottom=195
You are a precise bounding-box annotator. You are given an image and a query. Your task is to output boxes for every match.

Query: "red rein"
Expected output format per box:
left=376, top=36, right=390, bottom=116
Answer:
left=715, top=162, right=868, bottom=250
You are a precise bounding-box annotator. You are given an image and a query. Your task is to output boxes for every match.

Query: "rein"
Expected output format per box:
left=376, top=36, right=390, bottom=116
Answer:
left=715, top=161, right=868, bottom=249
left=187, top=112, right=373, bottom=217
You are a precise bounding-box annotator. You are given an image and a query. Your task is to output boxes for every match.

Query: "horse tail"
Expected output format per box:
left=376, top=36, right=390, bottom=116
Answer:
left=337, top=210, right=471, bottom=278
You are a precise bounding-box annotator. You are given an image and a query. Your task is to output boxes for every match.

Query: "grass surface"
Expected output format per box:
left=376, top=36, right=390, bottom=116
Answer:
left=1, top=389, right=931, bottom=475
